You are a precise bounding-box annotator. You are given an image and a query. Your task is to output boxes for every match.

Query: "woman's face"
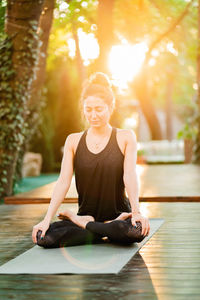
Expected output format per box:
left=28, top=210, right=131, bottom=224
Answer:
left=83, top=96, right=112, bottom=128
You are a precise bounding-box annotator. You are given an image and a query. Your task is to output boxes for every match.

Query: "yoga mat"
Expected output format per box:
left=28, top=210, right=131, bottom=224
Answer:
left=0, top=218, right=164, bottom=274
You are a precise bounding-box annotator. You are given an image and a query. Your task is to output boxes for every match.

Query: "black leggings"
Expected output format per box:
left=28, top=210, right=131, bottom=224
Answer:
left=36, top=218, right=145, bottom=248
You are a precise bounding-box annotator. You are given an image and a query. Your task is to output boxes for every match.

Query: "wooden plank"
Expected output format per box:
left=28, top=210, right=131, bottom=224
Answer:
left=4, top=196, right=200, bottom=204
left=4, top=197, right=78, bottom=204
left=0, top=202, right=200, bottom=298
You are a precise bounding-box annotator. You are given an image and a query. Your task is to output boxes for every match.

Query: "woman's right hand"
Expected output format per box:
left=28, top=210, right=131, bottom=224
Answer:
left=32, top=219, right=50, bottom=244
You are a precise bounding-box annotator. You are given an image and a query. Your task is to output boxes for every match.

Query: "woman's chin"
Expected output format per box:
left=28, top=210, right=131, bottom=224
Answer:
left=89, top=122, right=109, bottom=128
left=90, top=122, right=101, bottom=127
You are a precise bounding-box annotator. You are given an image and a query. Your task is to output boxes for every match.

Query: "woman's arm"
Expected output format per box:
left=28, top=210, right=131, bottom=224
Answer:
left=123, top=130, right=140, bottom=214
left=43, top=134, right=75, bottom=223
left=32, top=133, right=75, bottom=243
left=123, top=130, right=150, bottom=236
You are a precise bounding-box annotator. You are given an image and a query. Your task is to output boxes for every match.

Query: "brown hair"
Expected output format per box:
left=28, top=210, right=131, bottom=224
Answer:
left=80, top=72, right=115, bottom=110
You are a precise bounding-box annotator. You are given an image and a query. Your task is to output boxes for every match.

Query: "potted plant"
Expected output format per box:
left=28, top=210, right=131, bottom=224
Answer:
left=137, top=149, right=147, bottom=164
left=177, top=121, right=198, bottom=163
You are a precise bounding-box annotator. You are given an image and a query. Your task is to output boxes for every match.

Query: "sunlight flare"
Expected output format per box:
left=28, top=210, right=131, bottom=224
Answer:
left=108, top=42, right=148, bottom=89
left=67, top=28, right=99, bottom=64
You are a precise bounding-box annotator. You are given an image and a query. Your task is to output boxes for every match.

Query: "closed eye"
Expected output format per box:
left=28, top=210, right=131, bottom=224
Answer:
left=85, top=107, right=104, bottom=112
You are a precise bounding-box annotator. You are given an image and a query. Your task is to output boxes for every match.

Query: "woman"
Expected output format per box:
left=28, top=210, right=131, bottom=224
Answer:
left=32, top=72, right=150, bottom=248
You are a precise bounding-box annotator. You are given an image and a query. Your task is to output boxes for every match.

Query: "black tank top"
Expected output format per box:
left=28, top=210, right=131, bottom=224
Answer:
left=74, top=127, right=131, bottom=222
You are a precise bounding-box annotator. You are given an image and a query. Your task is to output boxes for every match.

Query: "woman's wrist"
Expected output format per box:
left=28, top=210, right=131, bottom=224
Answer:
left=44, top=215, right=51, bottom=223
left=132, top=210, right=141, bottom=215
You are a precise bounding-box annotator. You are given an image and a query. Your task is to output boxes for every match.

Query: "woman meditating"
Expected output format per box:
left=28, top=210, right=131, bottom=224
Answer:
left=32, top=72, right=150, bottom=248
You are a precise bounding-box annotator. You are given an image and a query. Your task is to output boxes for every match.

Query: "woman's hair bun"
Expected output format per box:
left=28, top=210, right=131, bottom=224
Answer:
left=80, top=72, right=115, bottom=108
left=88, top=72, right=112, bottom=88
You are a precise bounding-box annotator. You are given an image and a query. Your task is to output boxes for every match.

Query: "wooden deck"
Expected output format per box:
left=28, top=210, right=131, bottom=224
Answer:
left=4, top=164, right=200, bottom=204
left=0, top=201, right=200, bottom=299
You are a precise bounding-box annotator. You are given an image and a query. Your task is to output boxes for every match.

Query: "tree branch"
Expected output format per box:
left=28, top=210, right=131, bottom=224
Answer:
left=149, top=0, right=162, bottom=15
left=147, top=0, right=195, bottom=59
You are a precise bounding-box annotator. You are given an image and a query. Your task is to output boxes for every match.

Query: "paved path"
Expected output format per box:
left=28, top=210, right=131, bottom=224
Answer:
left=4, top=164, right=200, bottom=203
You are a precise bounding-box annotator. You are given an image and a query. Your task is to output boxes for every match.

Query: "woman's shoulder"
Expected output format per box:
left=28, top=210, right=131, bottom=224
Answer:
left=115, top=128, right=137, bottom=154
left=116, top=128, right=137, bottom=141
left=67, top=131, right=85, bottom=140
left=65, top=131, right=85, bottom=154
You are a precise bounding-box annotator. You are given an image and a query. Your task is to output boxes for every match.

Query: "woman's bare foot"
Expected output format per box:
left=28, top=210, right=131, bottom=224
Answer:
left=74, top=215, right=95, bottom=229
left=57, top=209, right=94, bottom=229
left=57, top=211, right=70, bottom=220
left=104, top=212, right=132, bottom=223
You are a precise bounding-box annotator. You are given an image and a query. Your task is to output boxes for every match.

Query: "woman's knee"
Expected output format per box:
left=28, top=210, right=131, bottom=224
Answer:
left=109, top=220, right=145, bottom=244
left=36, top=220, right=71, bottom=248
left=126, top=220, right=145, bottom=243
left=36, top=229, right=58, bottom=248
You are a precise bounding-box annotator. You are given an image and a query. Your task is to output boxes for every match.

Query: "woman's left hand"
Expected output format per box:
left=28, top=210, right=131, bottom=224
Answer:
left=131, top=212, right=150, bottom=236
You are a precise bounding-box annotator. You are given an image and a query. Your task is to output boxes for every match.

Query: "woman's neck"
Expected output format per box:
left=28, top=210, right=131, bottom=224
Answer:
left=88, top=124, right=112, bottom=136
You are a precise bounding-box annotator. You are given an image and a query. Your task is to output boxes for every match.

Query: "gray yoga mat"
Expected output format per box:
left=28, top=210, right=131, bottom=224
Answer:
left=0, top=218, right=164, bottom=274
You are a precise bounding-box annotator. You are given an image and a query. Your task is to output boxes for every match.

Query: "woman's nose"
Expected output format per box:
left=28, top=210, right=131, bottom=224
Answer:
left=91, top=110, right=97, bottom=118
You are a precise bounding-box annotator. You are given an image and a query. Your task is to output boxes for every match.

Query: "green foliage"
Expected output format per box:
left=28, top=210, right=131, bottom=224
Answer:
left=47, top=0, right=98, bottom=72
left=137, top=149, right=146, bottom=156
left=29, top=58, right=83, bottom=169
left=177, top=122, right=197, bottom=140
left=54, top=0, right=97, bottom=32
left=177, top=101, right=198, bottom=141
left=0, top=1, right=6, bottom=33
left=0, top=33, right=20, bottom=196
left=193, top=114, right=200, bottom=163
left=29, top=101, right=56, bottom=172
left=0, top=17, right=44, bottom=197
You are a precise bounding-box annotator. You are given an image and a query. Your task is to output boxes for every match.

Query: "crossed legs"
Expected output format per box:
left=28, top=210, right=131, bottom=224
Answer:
left=36, top=219, right=103, bottom=248
left=36, top=210, right=145, bottom=248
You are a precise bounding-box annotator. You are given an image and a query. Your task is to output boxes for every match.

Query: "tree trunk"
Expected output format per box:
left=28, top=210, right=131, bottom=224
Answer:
left=5, top=0, right=44, bottom=80
left=72, top=23, right=86, bottom=86
left=165, top=75, right=173, bottom=140
left=132, top=66, right=162, bottom=140
left=28, top=0, right=54, bottom=109
left=184, top=138, right=194, bottom=163
left=96, top=0, right=115, bottom=73
left=194, top=0, right=200, bottom=163
left=1, top=0, right=44, bottom=197
left=16, top=0, right=54, bottom=181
